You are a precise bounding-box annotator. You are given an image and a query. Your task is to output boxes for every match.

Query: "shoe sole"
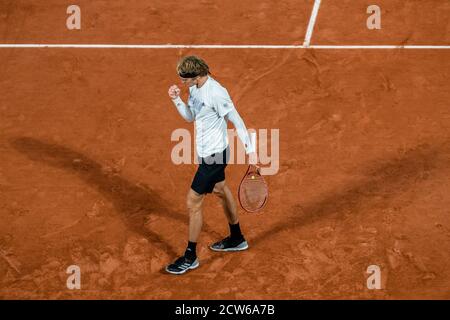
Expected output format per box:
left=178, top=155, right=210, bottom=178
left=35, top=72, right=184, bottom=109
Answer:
left=209, top=241, right=249, bottom=252
left=165, top=260, right=200, bottom=275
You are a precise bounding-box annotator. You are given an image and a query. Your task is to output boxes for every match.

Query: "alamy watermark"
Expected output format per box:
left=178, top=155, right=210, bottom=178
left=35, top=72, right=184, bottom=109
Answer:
left=367, top=5, right=381, bottom=30
left=366, top=265, right=382, bottom=290
left=66, top=5, right=81, bottom=30
left=66, top=265, right=81, bottom=290
left=171, top=128, right=280, bottom=175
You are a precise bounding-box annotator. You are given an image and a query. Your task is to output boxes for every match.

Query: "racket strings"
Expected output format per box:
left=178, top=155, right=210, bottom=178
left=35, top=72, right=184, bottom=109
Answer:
left=239, top=176, right=268, bottom=211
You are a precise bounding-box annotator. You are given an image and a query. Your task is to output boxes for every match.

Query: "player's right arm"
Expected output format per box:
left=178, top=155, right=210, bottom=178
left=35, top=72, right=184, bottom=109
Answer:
left=168, top=85, right=194, bottom=122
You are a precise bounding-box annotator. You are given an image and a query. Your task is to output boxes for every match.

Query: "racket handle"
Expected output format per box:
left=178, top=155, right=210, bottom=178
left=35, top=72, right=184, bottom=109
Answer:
left=248, top=164, right=261, bottom=176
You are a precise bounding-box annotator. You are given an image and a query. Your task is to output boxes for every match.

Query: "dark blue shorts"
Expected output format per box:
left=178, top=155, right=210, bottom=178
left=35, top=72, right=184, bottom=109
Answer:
left=191, top=146, right=230, bottom=195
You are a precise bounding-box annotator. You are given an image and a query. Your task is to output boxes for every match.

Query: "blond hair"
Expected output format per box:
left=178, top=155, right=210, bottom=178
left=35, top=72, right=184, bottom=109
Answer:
left=176, top=56, right=210, bottom=77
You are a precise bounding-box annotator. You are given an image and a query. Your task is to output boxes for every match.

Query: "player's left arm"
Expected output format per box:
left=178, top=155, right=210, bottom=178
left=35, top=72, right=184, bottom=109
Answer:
left=225, top=110, right=254, bottom=152
left=215, top=87, right=258, bottom=164
left=224, top=109, right=258, bottom=165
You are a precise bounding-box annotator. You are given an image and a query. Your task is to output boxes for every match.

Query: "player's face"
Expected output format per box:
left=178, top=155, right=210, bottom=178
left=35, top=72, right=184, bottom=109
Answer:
left=180, top=76, right=198, bottom=87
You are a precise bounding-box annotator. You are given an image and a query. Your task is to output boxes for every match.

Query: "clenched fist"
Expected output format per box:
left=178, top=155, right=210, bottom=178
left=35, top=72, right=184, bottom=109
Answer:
left=168, top=85, right=181, bottom=99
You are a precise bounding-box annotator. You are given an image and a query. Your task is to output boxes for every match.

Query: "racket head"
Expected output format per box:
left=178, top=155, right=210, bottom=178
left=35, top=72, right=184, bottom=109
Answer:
left=238, top=165, right=268, bottom=213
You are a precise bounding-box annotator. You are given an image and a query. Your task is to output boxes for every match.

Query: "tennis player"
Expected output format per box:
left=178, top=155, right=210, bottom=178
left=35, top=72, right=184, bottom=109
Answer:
left=166, top=56, right=258, bottom=275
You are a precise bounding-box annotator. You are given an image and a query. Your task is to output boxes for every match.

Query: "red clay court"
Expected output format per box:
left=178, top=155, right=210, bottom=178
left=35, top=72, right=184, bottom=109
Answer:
left=0, top=0, right=449, bottom=299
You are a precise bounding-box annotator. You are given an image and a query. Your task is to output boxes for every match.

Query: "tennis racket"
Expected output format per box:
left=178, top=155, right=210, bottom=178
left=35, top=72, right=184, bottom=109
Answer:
left=238, top=165, right=268, bottom=213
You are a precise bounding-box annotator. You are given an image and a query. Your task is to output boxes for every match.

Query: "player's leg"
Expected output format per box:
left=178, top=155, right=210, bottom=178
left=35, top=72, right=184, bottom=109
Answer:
left=166, top=152, right=215, bottom=275
left=213, top=180, right=238, bottom=224
left=210, top=180, right=248, bottom=252
left=187, top=188, right=205, bottom=243
left=166, top=189, right=204, bottom=275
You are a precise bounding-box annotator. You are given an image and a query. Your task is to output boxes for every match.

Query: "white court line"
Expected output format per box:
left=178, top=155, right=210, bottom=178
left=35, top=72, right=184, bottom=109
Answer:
left=0, top=44, right=305, bottom=49
left=0, top=44, right=449, bottom=49
left=311, top=45, right=450, bottom=49
left=303, top=0, right=322, bottom=47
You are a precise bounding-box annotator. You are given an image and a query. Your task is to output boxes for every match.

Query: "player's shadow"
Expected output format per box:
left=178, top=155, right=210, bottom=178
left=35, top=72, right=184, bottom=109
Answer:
left=10, top=137, right=219, bottom=258
left=251, top=141, right=449, bottom=246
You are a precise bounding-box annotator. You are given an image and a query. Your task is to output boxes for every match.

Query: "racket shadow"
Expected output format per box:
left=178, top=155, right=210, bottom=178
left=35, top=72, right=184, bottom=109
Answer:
left=10, top=137, right=219, bottom=258
left=251, top=141, right=449, bottom=246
